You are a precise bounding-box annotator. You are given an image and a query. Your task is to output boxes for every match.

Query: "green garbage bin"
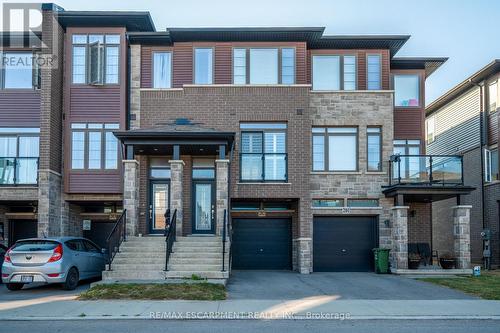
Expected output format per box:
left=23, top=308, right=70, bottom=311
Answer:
left=372, top=248, right=390, bottom=274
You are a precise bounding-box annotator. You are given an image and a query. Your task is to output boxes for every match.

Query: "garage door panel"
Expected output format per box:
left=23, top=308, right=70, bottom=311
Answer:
left=232, top=218, right=292, bottom=270
left=313, top=216, right=377, bottom=272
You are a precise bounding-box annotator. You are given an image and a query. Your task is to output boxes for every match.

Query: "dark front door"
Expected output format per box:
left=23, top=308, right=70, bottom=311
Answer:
left=192, top=180, right=215, bottom=234
left=232, top=218, right=292, bottom=270
left=149, top=181, right=170, bottom=234
left=313, top=216, right=377, bottom=272
left=8, top=219, right=37, bottom=246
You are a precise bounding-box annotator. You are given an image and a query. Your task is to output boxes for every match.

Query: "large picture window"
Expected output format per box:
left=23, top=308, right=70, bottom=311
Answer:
left=71, top=123, right=119, bottom=170
left=240, top=123, right=287, bottom=181
left=394, top=74, right=420, bottom=107
left=312, top=55, right=357, bottom=91
left=312, top=127, right=358, bottom=171
left=71, top=34, right=120, bottom=85
left=233, top=48, right=295, bottom=85
left=0, top=52, right=40, bottom=89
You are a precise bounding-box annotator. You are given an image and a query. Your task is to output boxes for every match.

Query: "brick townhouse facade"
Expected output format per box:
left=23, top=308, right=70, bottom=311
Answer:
left=0, top=4, right=476, bottom=281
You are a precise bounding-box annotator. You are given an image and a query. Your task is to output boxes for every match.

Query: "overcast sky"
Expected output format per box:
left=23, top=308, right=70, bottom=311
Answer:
left=3, top=0, right=499, bottom=104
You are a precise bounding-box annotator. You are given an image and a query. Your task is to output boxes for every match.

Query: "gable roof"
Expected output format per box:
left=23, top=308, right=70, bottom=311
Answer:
left=426, top=59, right=500, bottom=115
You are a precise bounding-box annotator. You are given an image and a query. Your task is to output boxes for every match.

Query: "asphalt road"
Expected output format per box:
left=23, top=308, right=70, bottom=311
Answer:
left=1, top=319, right=498, bottom=333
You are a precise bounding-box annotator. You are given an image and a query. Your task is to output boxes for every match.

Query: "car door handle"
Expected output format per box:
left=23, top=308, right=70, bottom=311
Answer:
left=341, top=249, right=347, bottom=253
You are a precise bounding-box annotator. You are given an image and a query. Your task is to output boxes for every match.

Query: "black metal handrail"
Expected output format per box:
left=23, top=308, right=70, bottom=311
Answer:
left=105, top=209, right=127, bottom=270
left=388, top=154, right=464, bottom=186
left=164, top=208, right=177, bottom=271
left=0, top=157, right=39, bottom=186
left=222, top=209, right=228, bottom=271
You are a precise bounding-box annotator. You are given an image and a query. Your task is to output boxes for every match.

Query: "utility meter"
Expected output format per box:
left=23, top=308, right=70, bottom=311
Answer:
left=481, top=228, right=491, bottom=240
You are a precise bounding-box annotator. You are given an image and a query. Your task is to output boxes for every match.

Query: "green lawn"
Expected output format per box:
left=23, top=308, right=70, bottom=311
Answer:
left=79, top=283, right=226, bottom=301
left=419, top=271, right=500, bottom=300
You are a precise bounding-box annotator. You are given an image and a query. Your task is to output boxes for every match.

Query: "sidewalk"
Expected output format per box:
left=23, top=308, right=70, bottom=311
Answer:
left=1, top=297, right=500, bottom=320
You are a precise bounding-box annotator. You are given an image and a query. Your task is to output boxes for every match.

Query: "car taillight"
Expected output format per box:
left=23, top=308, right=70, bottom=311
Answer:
left=4, top=249, right=12, bottom=263
left=47, top=244, right=63, bottom=263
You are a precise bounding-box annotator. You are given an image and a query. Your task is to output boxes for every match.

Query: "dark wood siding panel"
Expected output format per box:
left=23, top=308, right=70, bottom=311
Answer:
left=173, top=43, right=193, bottom=88
left=0, top=91, right=40, bottom=127
left=394, top=109, right=424, bottom=140
left=68, top=172, right=122, bottom=193
left=296, top=42, right=307, bottom=84
left=381, top=50, right=390, bottom=90
left=488, top=112, right=498, bottom=145
left=69, top=87, right=121, bottom=122
left=215, top=43, right=232, bottom=84
left=141, top=46, right=152, bottom=88
left=357, top=50, right=367, bottom=90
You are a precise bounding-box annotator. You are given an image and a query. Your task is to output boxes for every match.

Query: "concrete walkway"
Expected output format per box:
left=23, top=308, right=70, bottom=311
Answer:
left=1, top=298, right=500, bottom=320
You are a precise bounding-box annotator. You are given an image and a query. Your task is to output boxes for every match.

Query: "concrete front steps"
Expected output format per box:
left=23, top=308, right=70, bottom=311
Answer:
left=102, top=236, right=167, bottom=281
left=165, top=236, right=229, bottom=280
left=102, top=235, right=229, bottom=282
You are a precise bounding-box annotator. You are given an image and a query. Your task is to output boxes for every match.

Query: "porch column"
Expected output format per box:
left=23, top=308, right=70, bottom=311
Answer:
left=169, top=160, right=184, bottom=237
left=215, top=159, right=230, bottom=236
left=391, top=206, right=409, bottom=270
left=123, top=160, right=139, bottom=236
left=453, top=205, right=472, bottom=269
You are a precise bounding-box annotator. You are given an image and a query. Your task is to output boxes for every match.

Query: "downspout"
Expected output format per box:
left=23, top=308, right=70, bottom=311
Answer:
left=470, top=79, right=487, bottom=269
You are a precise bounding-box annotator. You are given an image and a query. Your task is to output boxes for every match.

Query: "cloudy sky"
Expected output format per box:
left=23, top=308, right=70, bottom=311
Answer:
left=3, top=0, right=499, bottom=104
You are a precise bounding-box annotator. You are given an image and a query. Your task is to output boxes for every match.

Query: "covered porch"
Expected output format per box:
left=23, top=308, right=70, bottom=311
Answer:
left=383, top=154, right=475, bottom=274
left=114, top=123, right=235, bottom=238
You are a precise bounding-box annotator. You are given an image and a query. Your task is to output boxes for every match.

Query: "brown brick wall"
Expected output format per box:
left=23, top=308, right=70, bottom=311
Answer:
left=407, top=202, right=431, bottom=245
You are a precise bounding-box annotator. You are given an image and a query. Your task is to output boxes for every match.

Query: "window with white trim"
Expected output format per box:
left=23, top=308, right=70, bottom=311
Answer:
left=153, top=52, right=172, bottom=88
left=71, top=123, right=119, bottom=170
left=71, top=34, right=120, bottom=85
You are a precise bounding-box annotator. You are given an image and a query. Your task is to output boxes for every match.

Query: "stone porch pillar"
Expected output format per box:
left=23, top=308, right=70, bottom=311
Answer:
left=391, top=206, right=409, bottom=270
left=169, top=160, right=184, bottom=237
left=123, top=160, right=139, bottom=236
left=215, top=159, right=230, bottom=236
left=453, top=205, right=472, bottom=269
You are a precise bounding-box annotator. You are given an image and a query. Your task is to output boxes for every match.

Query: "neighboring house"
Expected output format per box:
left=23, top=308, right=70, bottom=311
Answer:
left=0, top=4, right=475, bottom=280
left=426, top=60, right=500, bottom=268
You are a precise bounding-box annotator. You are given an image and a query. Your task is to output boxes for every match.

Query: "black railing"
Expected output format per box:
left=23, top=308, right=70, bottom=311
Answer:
left=164, top=208, right=177, bottom=271
left=222, top=209, right=229, bottom=272
left=105, top=209, right=127, bottom=270
left=0, top=157, right=39, bottom=185
left=389, top=154, right=464, bottom=186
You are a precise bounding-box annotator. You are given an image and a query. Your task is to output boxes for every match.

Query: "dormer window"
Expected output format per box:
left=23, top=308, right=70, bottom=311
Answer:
left=72, top=34, right=120, bottom=85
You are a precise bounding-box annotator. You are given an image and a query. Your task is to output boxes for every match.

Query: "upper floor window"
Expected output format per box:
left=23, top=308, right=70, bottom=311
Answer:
left=0, top=52, right=40, bottom=89
left=489, top=81, right=497, bottom=113
left=72, top=34, right=120, bottom=85
left=312, top=127, right=358, bottom=172
left=426, top=116, right=435, bottom=144
left=0, top=130, right=39, bottom=185
left=240, top=123, right=287, bottom=181
left=194, top=48, right=213, bottom=84
left=367, top=54, right=381, bottom=90
left=70, top=123, right=119, bottom=170
left=153, top=52, right=172, bottom=88
left=312, top=55, right=356, bottom=91
left=393, top=139, right=420, bottom=180
left=233, top=48, right=295, bottom=85
left=394, top=74, right=420, bottom=107
left=485, top=148, right=499, bottom=182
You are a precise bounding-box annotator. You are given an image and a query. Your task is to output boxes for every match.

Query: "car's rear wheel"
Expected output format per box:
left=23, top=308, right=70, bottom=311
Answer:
left=6, top=283, right=24, bottom=291
left=62, top=267, right=79, bottom=290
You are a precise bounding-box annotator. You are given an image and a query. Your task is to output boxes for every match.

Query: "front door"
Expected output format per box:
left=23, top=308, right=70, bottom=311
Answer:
left=149, top=181, right=169, bottom=234
left=192, top=181, right=215, bottom=234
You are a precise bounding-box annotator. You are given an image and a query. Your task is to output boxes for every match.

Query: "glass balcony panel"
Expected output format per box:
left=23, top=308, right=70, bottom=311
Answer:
left=390, top=155, right=462, bottom=186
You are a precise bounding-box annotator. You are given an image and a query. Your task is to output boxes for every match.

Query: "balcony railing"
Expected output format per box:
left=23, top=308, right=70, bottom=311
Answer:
left=0, top=157, right=39, bottom=186
left=389, top=155, right=463, bottom=186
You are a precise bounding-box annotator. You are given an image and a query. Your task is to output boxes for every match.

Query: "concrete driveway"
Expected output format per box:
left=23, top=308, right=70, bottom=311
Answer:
left=0, top=281, right=91, bottom=302
left=227, top=271, right=476, bottom=300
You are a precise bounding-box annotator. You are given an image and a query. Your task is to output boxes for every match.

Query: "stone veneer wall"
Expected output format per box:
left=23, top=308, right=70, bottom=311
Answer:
left=309, top=91, right=395, bottom=253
